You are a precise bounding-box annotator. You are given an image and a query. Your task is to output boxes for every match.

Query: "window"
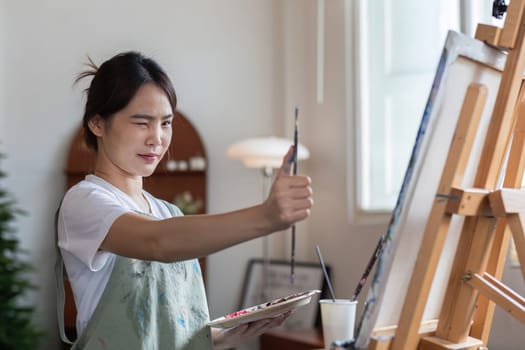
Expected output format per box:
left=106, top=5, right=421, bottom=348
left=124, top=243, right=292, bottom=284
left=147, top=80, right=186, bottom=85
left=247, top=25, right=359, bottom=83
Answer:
left=350, top=1, right=496, bottom=213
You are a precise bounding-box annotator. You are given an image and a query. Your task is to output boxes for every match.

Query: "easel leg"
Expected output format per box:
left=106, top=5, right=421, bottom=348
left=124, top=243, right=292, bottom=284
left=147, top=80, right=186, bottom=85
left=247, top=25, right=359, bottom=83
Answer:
left=435, top=216, right=498, bottom=342
left=390, top=83, right=488, bottom=350
left=470, top=219, right=512, bottom=341
left=507, top=213, right=525, bottom=282
left=471, top=89, right=525, bottom=341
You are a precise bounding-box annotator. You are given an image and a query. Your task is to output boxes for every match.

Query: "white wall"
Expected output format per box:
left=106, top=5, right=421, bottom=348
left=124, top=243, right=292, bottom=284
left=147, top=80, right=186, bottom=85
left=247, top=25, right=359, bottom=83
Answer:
left=0, top=0, right=522, bottom=349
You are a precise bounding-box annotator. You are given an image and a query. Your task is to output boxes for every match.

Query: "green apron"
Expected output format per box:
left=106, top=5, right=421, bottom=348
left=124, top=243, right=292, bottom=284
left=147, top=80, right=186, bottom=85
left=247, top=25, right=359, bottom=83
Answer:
left=56, top=201, right=213, bottom=349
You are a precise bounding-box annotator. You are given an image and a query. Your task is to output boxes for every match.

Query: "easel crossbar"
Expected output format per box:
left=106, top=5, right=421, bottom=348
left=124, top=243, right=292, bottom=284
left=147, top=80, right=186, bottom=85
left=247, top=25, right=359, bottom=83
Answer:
left=467, top=272, right=525, bottom=323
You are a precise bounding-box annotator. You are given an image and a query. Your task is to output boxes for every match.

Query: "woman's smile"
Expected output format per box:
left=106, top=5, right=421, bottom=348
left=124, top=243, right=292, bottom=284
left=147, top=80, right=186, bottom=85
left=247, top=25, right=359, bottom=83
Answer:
left=138, top=152, right=160, bottom=163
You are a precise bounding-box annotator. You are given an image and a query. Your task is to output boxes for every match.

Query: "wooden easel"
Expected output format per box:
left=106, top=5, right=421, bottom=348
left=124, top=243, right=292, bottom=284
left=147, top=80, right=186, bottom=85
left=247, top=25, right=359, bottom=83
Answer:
left=368, top=1, right=525, bottom=349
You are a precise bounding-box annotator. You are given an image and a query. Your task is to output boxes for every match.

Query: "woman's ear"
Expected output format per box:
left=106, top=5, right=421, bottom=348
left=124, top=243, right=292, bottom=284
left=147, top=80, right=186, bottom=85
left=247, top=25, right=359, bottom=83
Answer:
left=88, top=115, right=104, bottom=137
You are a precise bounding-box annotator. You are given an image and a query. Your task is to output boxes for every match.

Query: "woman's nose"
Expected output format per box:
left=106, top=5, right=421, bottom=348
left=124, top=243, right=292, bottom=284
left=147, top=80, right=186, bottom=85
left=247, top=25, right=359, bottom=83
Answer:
left=147, top=124, right=163, bottom=145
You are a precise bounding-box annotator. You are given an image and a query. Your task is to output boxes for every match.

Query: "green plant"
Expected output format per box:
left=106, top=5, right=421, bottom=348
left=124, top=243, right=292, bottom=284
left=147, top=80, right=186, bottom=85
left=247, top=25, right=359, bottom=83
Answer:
left=0, top=153, right=43, bottom=349
left=173, top=191, right=203, bottom=215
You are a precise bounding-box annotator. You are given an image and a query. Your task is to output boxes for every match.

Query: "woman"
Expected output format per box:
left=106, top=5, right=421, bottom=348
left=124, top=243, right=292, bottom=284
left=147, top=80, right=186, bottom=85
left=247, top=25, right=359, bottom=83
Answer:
left=56, top=51, right=313, bottom=349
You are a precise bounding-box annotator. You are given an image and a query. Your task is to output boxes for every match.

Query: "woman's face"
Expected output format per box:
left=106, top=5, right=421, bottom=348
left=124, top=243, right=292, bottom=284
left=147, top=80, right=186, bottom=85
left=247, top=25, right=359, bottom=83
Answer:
left=91, top=83, right=173, bottom=179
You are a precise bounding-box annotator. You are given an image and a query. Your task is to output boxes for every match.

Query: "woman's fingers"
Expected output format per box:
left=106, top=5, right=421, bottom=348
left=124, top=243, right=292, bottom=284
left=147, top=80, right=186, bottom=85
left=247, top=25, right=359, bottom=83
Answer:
left=212, top=311, right=293, bottom=349
left=261, top=145, right=313, bottom=231
left=263, top=181, right=313, bottom=229
left=244, top=311, right=292, bottom=336
left=272, top=176, right=313, bottom=215
left=277, top=145, right=295, bottom=176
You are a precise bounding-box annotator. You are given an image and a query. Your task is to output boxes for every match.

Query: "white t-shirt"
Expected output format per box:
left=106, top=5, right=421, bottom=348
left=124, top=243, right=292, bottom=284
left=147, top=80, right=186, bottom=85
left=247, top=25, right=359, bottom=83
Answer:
left=57, top=175, right=173, bottom=336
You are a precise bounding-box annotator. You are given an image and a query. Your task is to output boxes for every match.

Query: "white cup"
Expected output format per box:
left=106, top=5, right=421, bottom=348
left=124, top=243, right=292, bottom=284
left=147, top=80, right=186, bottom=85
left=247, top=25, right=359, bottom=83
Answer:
left=319, top=299, right=357, bottom=350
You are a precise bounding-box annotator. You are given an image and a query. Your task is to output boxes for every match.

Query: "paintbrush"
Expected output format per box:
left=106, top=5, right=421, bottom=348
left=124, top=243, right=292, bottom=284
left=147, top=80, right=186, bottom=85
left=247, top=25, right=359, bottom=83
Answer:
left=351, top=235, right=385, bottom=301
left=315, top=245, right=336, bottom=301
left=290, top=106, right=299, bottom=284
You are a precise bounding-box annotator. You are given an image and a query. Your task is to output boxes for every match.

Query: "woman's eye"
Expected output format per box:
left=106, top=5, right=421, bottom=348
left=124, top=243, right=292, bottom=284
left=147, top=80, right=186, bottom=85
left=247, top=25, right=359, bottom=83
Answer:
left=162, top=120, right=172, bottom=127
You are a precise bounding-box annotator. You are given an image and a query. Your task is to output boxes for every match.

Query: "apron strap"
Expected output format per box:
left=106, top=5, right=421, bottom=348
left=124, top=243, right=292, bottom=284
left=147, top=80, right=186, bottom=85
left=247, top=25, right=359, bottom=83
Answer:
left=54, top=200, right=75, bottom=345
left=161, top=199, right=183, bottom=217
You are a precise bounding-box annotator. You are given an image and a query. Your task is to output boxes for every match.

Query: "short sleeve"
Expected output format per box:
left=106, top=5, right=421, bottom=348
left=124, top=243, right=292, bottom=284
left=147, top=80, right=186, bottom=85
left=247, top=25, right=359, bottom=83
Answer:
left=58, top=184, right=130, bottom=271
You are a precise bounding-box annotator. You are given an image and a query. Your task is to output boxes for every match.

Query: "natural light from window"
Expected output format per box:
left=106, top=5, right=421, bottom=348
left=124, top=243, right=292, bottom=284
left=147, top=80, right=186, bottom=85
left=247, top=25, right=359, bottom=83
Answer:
left=352, top=1, right=497, bottom=213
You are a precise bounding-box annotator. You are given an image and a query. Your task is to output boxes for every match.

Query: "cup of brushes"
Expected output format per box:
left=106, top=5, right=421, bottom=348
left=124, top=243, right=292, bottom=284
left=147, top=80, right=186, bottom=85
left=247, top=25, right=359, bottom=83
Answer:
left=316, top=236, right=385, bottom=349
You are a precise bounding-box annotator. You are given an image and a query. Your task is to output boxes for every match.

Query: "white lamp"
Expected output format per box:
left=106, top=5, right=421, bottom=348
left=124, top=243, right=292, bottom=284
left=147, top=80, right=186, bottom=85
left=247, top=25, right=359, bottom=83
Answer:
left=226, top=136, right=310, bottom=196
left=226, top=136, right=310, bottom=300
left=227, top=136, right=310, bottom=171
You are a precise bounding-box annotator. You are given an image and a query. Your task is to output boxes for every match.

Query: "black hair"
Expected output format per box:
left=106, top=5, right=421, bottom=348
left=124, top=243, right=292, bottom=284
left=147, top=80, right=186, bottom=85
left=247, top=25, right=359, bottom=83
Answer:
left=75, top=51, right=177, bottom=151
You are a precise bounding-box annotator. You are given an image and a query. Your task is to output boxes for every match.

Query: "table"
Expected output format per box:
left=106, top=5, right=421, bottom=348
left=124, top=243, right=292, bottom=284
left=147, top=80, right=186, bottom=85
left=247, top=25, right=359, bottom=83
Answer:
left=260, top=328, right=324, bottom=350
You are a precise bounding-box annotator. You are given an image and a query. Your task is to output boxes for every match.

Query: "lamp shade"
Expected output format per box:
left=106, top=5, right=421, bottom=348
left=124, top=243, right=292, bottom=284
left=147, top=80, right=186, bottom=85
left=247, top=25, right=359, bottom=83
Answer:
left=226, top=136, right=310, bottom=169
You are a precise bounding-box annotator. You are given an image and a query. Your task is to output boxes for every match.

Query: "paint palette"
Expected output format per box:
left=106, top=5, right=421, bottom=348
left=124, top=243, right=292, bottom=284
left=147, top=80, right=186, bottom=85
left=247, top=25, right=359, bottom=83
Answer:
left=208, top=289, right=321, bottom=329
